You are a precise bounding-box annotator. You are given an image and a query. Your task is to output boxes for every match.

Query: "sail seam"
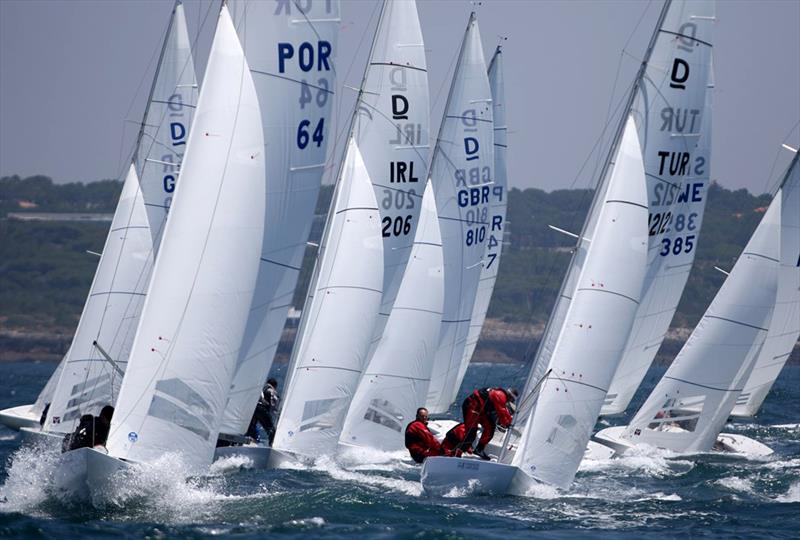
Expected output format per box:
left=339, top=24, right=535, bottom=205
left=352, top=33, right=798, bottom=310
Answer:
left=317, top=285, right=382, bottom=294
left=658, top=29, right=712, bottom=48
left=444, top=115, right=492, bottom=124
left=576, top=287, right=640, bottom=305
left=259, top=257, right=302, bottom=271
left=334, top=206, right=379, bottom=215
left=605, top=199, right=648, bottom=210
left=662, top=376, right=741, bottom=393
left=250, top=69, right=335, bottom=94
left=705, top=315, right=769, bottom=332
left=369, top=62, right=426, bottom=73
left=548, top=376, right=607, bottom=394
left=741, top=251, right=780, bottom=263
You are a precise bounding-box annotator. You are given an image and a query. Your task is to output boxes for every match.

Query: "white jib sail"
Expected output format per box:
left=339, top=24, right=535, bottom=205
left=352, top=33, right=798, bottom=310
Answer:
left=602, top=0, right=715, bottom=415
left=512, top=117, right=649, bottom=489
left=458, top=45, right=508, bottom=382
left=425, top=13, right=495, bottom=414
left=220, top=0, right=341, bottom=436
left=359, top=0, right=430, bottom=363
left=106, top=5, right=265, bottom=471
left=621, top=190, right=781, bottom=453
left=272, top=139, right=383, bottom=458
left=42, top=2, right=197, bottom=435
left=338, top=180, right=443, bottom=452
left=731, top=153, right=800, bottom=417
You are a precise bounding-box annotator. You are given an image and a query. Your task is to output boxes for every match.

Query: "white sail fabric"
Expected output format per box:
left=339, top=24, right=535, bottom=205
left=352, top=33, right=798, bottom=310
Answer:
left=135, top=1, right=198, bottom=250
left=32, top=358, right=63, bottom=419
left=106, top=6, right=265, bottom=470
left=458, top=45, right=508, bottom=381
left=220, top=0, right=341, bottom=436
left=732, top=153, right=800, bottom=417
left=358, top=0, right=430, bottom=361
left=425, top=14, right=494, bottom=414
left=272, top=139, right=383, bottom=458
left=621, top=192, right=781, bottom=453
left=43, top=165, right=152, bottom=434
left=338, top=181, right=443, bottom=451
left=603, top=0, right=714, bottom=415
left=512, top=117, right=649, bottom=488
left=41, top=3, right=197, bottom=436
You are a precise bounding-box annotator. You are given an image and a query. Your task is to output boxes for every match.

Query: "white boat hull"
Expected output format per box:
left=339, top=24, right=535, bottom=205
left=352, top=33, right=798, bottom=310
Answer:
left=213, top=444, right=273, bottom=469
left=591, top=425, right=774, bottom=458
left=420, top=456, right=538, bottom=496
left=51, top=447, right=130, bottom=501
left=0, top=404, right=40, bottom=431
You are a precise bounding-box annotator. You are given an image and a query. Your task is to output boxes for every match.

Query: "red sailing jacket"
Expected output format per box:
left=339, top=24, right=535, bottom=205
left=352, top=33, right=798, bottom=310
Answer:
left=404, top=420, right=443, bottom=463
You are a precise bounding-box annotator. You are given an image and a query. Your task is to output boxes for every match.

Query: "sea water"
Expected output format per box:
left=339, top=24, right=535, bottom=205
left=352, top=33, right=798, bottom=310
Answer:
left=0, top=360, right=797, bottom=538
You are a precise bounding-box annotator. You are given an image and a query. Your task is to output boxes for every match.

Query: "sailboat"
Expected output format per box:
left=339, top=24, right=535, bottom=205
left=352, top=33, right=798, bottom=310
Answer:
left=0, top=1, right=197, bottom=438
left=424, top=12, right=495, bottom=416
left=731, top=151, right=800, bottom=418
left=217, top=0, right=341, bottom=451
left=593, top=149, right=799, bottom=457
left=52, top=4, right=265, bottom=498
left=421, top=0, right=712, bottom=495
left=270, top=0, right=430, bottom=463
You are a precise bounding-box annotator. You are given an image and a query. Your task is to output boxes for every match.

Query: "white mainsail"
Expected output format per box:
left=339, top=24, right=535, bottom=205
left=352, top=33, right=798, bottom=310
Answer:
left=220, top=0, right=341, bottom=435
left=620, top=184, right=782, bottom=453
left=510, top=117, right=649, bottom=488
left=42, top=2, right=197, bottom=435
left=106, top=5, right=265, bottom=470
left=425, top=13, right=495, bottom=414
left=732, top=152, right=800, bottom=417
left=458, top=45, right=508, bottom=382
left=602, top=0, right=715, bottom=415
left=338, top=181, right=443, bottom=451
left=360, top=0, right=430, bottom=359
left=272, top=139, right=383, bottom=458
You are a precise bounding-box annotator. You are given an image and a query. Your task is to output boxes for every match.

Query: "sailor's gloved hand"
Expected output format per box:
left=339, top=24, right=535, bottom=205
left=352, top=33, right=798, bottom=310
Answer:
left=497, top=425, right=507, bottom=433
left=475, top=449, right=492, bottom=461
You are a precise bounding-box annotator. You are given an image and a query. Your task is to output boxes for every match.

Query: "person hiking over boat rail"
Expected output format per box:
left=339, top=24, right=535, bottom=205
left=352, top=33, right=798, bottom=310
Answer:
left=247, top=378, right=280, bottom=445
left=460, top=387, right=517, bottom=460
left=405, top=407, right=443, bottom=463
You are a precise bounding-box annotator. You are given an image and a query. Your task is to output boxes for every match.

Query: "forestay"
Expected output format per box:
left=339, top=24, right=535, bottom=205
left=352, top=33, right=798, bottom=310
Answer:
left=425, top=14, right=495, bottom=414
left=221, top=0, right=340, bottom=436
left=458, top=45, right=508, bottom=383
left=621, top=186, right=781, bottom=453
left=732, top=152, right=800, bottom=417
left=43, top=3, right=198, bottom=435
left=510, top=117, right=649, bottom=489
left=339, top=181, right=443, bottom=452
left=602, top=0, right=714, bottom=416
left=106, top=5, right=265, bottom=470
left=272, top=139, right=383, bottom=458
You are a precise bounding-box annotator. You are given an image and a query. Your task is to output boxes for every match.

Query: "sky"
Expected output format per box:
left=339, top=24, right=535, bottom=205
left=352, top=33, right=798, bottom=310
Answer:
left=0, top=0, right=798, bottom=194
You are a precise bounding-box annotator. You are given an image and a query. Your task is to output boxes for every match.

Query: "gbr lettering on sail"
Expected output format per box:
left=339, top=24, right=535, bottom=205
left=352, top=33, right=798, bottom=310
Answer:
left=456, top=108, right=498, bottom=247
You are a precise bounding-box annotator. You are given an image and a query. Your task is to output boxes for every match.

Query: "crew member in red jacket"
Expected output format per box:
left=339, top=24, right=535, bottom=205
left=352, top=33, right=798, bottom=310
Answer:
left=404, top=407, right=443, bottom=464
left=460, top=387, right=517, bottom=459
left=441, top=422, right=470, bottom=457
